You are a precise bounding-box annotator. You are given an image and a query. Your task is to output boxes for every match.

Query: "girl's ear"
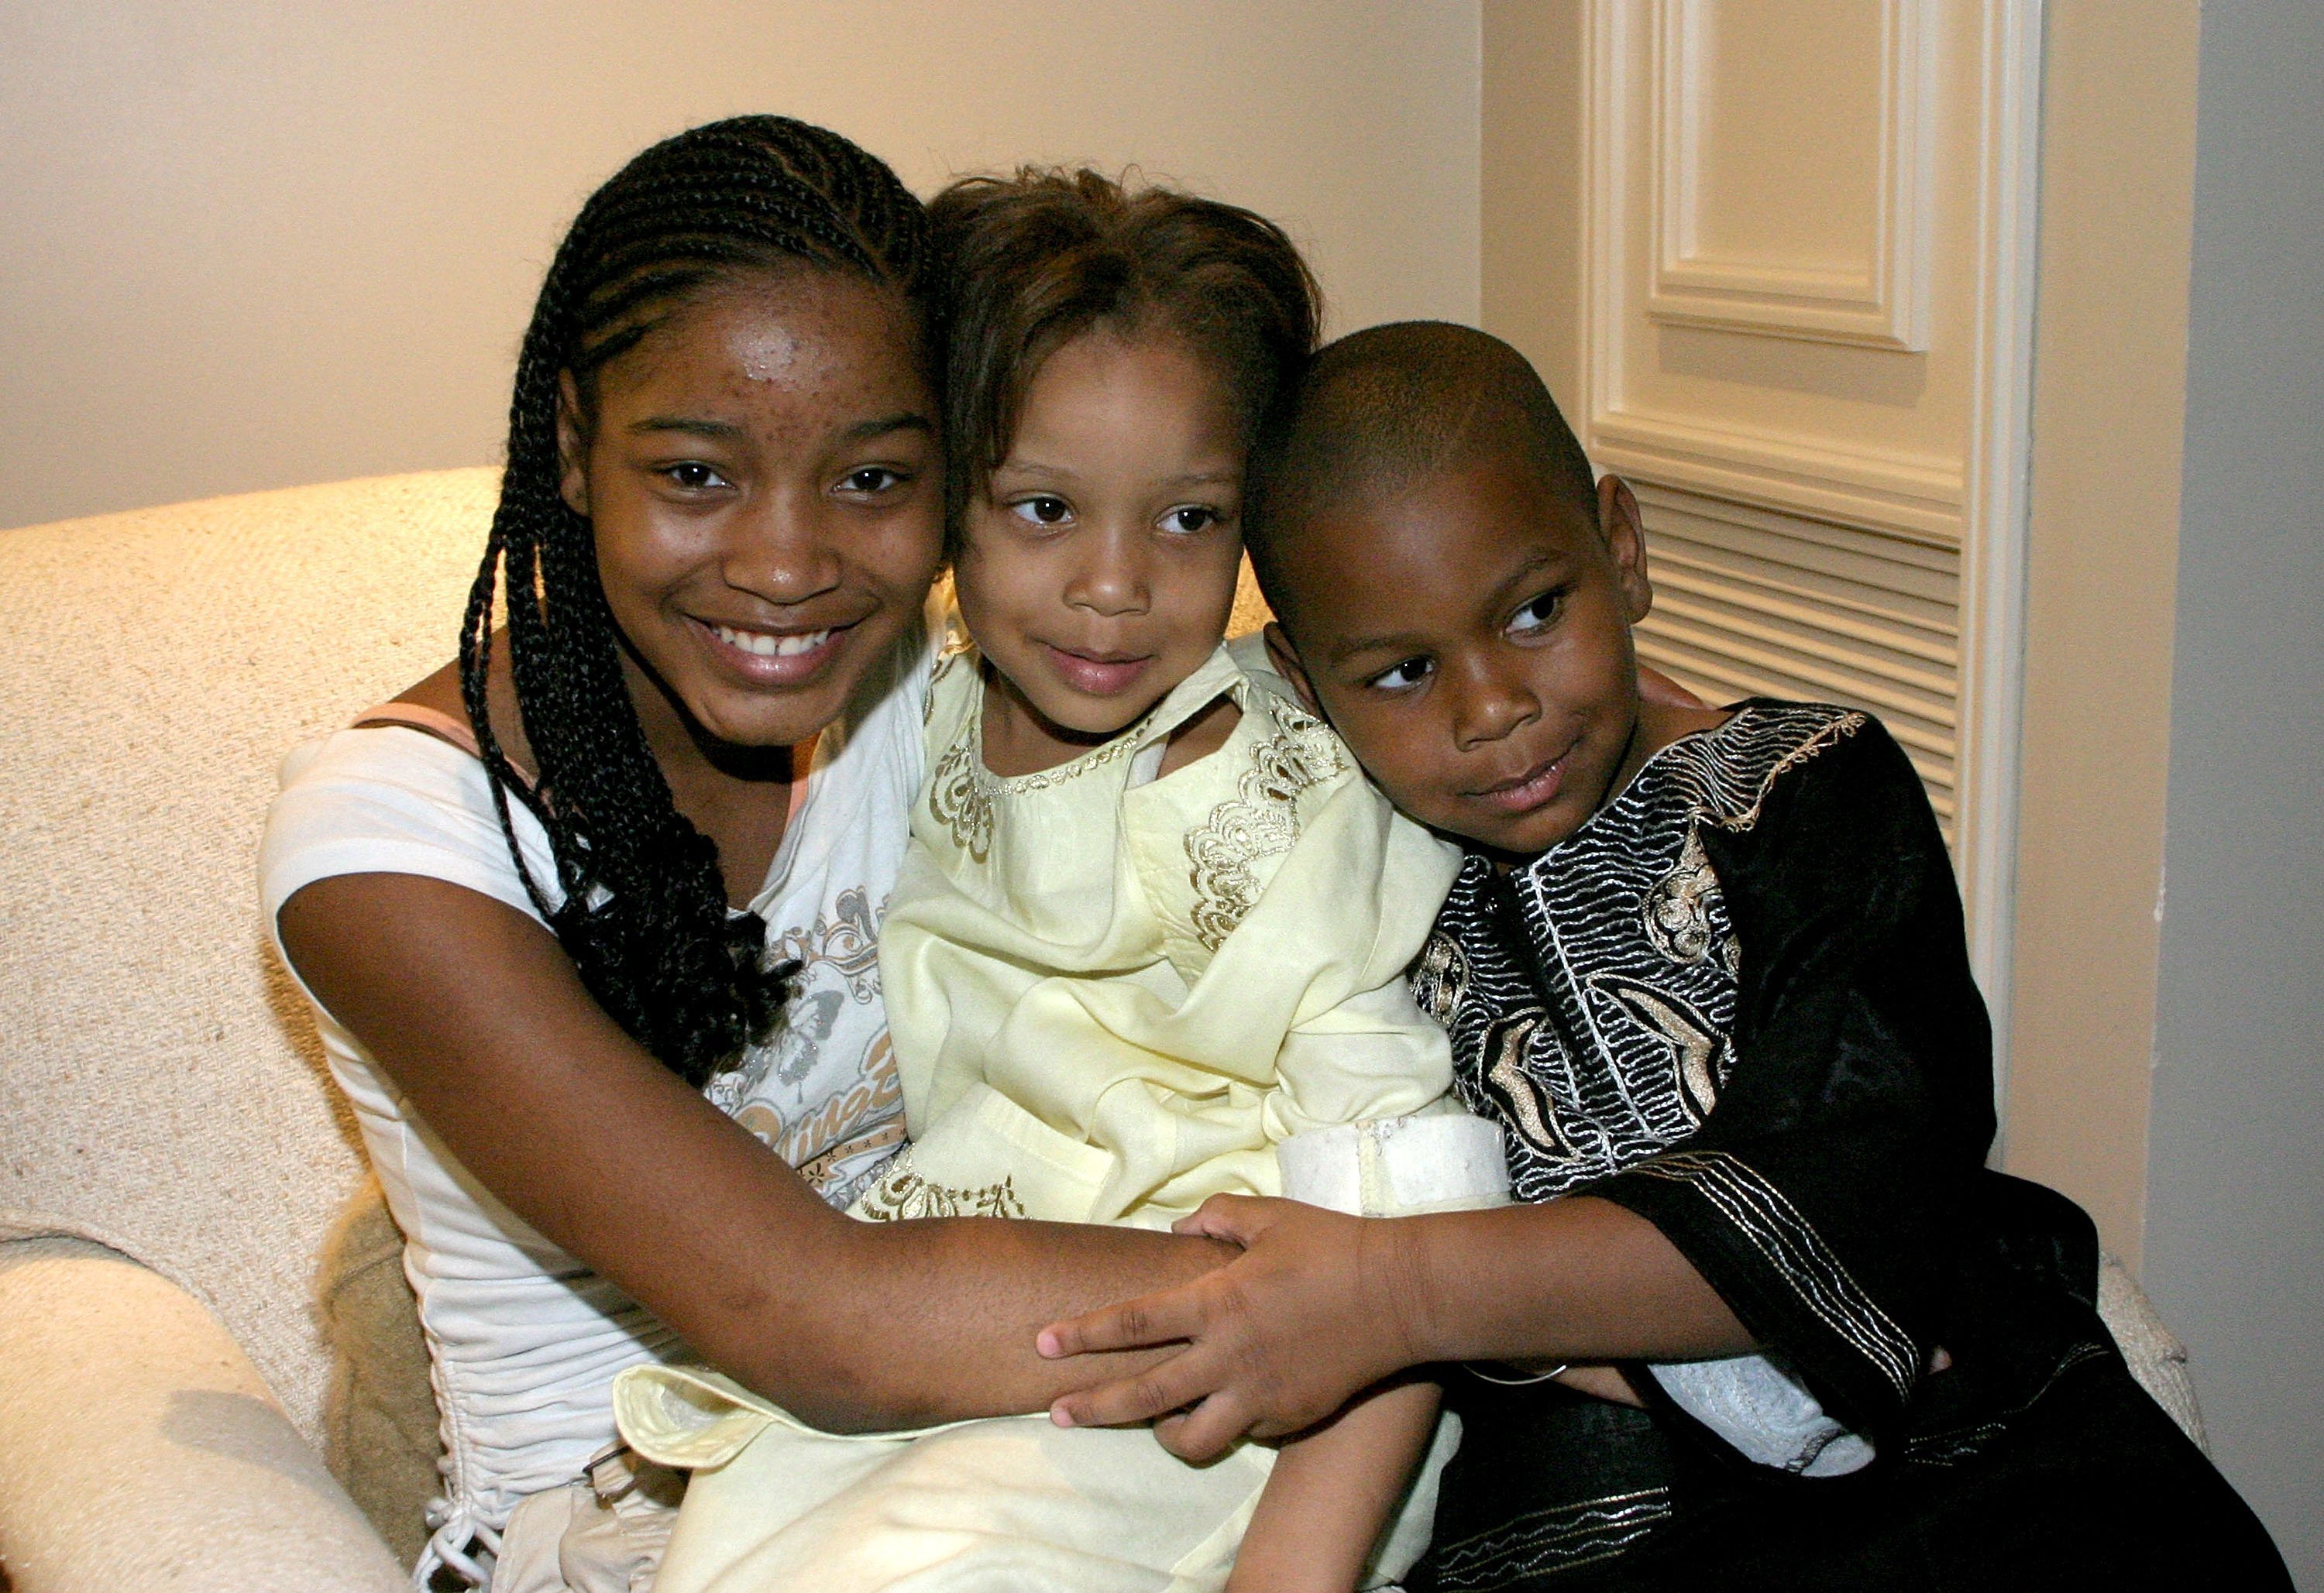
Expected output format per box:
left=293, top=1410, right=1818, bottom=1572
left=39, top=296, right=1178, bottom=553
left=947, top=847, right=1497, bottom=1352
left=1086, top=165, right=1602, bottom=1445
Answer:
left=557, top=370, right=591, bottom=517
left=1597, top=472, right=1653, bottom=625
left=1262, top=621, right=1325, bottom=720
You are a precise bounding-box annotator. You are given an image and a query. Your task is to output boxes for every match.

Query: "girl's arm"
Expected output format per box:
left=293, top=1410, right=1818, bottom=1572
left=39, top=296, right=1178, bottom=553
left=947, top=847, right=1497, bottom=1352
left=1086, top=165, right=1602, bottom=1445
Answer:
left=1042, top=1192, right=1748, bottom=1460
left=1227, top=1378, right=1439, bottom=1593
left=277, top=871, right=1228, bottom=1433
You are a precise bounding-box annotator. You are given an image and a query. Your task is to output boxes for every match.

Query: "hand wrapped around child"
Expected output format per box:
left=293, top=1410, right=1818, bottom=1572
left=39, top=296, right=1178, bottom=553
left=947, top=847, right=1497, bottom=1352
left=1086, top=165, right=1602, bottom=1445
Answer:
left=1042, top=1191, right=1754, bottom=1463
left=1043, top=1194, right=1422, bottom=1461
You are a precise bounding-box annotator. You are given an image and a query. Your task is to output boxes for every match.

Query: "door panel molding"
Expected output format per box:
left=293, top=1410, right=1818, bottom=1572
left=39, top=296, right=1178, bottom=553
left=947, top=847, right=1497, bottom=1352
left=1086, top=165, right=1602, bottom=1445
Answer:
left=1592, top=406, right=1965, bottom=543
left=1951, top=0, right=2043, bottom=1134
left=1648, top=0, right=1936, bottom=348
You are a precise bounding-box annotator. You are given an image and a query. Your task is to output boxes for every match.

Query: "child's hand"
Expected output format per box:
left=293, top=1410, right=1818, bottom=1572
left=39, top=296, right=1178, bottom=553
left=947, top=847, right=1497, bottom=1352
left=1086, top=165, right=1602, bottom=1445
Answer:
left=1036, top=1195, right=1423, bottom=1463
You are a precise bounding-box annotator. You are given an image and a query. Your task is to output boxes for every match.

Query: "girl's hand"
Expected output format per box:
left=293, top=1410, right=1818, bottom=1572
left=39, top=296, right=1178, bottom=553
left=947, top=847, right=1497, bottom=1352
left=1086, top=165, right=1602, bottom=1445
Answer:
left=1036, top=1195, right=1424, bottom=1462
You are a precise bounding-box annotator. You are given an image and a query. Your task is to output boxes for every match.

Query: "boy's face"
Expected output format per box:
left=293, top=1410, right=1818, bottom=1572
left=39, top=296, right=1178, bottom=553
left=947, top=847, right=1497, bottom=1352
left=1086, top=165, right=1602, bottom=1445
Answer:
left=1266, top=457, right=1654, bottom=857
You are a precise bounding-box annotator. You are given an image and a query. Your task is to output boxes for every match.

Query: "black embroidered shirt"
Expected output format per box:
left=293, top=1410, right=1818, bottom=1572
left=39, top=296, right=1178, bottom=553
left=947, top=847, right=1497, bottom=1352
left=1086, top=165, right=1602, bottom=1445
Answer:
left=1409, top=700, right=2288, bottom=1591
left=1416, top=701, right=1989, bottom=1431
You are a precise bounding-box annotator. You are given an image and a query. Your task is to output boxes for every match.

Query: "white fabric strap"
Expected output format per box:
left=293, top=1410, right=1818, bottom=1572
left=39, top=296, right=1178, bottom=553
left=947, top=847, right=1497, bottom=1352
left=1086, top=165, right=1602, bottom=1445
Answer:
left=1277, top=1114, right=1511, bottom=1217
left=414, top=1497, right=498, bottom=1588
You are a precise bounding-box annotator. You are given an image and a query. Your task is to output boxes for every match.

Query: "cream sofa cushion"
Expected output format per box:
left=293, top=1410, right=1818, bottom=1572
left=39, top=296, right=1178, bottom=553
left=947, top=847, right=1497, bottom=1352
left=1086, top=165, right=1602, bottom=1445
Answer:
left=0, top=1236, right=409, bottom=1593
left=0, top=468, right=497, bottom=1440
left=318, top=1176, right=445, bottom=1566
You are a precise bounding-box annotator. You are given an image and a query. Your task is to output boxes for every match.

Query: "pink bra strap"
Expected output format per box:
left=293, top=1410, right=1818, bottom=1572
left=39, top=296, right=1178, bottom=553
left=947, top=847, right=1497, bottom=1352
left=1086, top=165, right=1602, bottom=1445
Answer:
left=350, top=701, right=484, bottom=760
left=787, top=731, right=819, bottom=827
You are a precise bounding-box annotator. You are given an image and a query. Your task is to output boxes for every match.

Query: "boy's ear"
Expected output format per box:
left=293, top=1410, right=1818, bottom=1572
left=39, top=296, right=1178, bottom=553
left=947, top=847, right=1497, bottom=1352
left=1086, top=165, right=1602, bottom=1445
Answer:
left=1262, top=621, right=1325, bottom=720
left=1597, top=473, right=1652, bottom=625
left=557, top=370, right=591, bottom=517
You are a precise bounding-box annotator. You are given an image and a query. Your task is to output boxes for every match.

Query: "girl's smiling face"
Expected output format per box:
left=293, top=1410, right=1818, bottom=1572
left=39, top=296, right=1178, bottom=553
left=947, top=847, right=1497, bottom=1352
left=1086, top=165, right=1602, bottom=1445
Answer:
left=559, top=269, right=943, bottom=754
left=954, top=328, right=1245, bottom=772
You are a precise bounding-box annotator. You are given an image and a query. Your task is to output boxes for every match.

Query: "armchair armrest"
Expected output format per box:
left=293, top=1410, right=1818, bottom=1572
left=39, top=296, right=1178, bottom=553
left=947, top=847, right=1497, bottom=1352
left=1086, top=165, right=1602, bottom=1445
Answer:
left=0, top=1237, right=407, bottom=1593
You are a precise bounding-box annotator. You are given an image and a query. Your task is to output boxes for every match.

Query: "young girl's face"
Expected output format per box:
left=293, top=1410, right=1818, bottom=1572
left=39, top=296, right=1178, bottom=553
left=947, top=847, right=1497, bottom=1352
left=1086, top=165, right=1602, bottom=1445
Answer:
left=560, top=269, right=943, bottom=754
left=954, top=328, right=1244, bottom=745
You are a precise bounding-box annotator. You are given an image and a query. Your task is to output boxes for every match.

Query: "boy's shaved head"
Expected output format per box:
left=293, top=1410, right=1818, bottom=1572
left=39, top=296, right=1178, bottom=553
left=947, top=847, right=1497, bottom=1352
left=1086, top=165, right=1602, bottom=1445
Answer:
left=1244, top=318, right=1697, bottom=857
left=1246, top=321, right=1599, bottom=620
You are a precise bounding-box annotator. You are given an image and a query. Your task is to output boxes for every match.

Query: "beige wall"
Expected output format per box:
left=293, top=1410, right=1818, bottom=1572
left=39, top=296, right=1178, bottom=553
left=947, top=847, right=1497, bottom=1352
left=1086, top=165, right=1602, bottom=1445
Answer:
left=0, top=1, right=1481, bottom=530
left=1480, top=0, right=1585, bottom=421
left=2006, top=2, right=2202, bottom=1268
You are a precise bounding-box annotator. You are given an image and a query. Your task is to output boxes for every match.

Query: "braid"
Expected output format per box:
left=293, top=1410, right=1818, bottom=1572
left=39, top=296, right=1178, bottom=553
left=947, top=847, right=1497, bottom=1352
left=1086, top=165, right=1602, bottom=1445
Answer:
left=460, top=117, right=930, bottom=1087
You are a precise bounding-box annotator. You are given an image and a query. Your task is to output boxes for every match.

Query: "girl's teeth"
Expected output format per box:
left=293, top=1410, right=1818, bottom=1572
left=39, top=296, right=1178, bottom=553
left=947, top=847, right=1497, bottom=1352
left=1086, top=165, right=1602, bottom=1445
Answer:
left=713, top=624, right=831, bottom=657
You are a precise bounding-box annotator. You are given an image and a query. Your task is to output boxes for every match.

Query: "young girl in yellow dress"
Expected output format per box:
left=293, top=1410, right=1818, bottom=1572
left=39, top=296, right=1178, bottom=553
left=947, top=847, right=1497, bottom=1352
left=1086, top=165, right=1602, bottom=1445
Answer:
left=614, top=169, right=1507, bottom=1593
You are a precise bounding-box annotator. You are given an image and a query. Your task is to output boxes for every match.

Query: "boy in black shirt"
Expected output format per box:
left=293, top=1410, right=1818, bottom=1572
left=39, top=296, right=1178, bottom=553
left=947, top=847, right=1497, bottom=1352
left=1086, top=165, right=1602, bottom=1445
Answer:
left=1040, top=321, right=2286, bottom=1588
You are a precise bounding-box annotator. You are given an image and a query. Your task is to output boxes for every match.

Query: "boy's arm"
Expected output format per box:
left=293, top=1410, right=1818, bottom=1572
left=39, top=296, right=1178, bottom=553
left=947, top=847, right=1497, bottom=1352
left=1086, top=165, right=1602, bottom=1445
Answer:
left=1044, top=1190, right=1748, bottom=1456
left=1228, top=1378, right=1441, bottom=1593
left=1579, top=716, right=1989, bottom=1431
left=1046, top=719, right=1982, bottom=1456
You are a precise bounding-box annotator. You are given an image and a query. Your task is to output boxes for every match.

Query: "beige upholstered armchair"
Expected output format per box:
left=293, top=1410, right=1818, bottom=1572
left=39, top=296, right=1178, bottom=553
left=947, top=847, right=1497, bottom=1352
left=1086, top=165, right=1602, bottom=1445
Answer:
left=0, top=471, right=504, bottom=1591
left=0, top=470, right=2208, bottom=1592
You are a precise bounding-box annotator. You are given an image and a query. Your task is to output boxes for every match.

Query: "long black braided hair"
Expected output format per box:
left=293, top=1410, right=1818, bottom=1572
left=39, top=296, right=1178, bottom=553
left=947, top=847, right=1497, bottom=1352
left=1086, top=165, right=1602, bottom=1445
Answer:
left=459, top=116, right=931, bottom=1087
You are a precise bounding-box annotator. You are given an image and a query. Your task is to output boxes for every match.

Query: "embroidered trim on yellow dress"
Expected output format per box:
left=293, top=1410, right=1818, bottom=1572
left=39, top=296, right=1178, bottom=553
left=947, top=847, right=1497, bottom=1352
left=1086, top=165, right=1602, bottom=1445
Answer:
left=927, top=676, right=1159, bottom=863
left=854, top=1150, right=1027, bottom=1221
left=1182, top=703, right=1346, bottom=952
left=923, top=647, right=970, bottom=725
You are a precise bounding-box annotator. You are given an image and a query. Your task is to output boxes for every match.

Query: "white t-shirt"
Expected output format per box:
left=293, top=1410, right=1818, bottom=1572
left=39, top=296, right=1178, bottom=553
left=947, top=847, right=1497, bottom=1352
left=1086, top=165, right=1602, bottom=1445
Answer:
left=259, top=620, right=932, bottom=1584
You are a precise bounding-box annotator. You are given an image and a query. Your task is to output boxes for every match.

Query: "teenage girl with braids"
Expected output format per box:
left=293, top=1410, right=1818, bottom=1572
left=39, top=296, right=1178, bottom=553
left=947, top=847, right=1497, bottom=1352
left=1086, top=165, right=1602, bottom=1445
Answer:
left=263, top=119, right=1233, bottom=1590
left=608, top=169, right=1510, bottom=1593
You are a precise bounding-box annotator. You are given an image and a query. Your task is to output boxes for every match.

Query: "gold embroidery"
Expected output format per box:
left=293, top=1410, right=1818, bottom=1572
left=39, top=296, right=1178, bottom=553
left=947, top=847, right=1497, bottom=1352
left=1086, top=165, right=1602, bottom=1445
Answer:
left=1183, top=703, right=1345, bottom=951
left=1625, top=1149, right=1917, bottom=1397
left=927, top=679, right=1158, bottom=863
left=1592, top=974, right=1725, bottom=1121
left=854, top=1151, right=1027, bottom=1221
left=1483, top=1012, right=1574, bottom=1162
left=1710, top=711, right=1866, bottom=833
left=924, top=647, right=969, bottom=724
left=927, top=730, right=996, bottom=861
left=1410, top=931, right=1470, bottom=1025
left=1642, top=826, right=1721, bottom=965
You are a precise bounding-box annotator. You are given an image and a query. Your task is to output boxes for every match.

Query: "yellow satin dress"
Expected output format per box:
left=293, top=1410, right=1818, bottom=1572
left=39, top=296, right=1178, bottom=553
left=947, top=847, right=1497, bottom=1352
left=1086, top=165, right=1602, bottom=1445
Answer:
left=616, top=637, right=1485, bottom=1593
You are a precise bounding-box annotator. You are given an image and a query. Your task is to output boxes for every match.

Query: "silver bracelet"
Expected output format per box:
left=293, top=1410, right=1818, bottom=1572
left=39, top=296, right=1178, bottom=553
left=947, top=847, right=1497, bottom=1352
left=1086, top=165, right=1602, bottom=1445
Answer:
left=1466, top=1361, right=1571, bottom=1386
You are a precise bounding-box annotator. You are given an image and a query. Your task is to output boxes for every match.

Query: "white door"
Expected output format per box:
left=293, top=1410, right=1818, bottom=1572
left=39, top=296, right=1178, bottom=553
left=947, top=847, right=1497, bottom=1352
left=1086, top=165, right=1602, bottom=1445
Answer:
left=1573, top=0, right=2041, bottom=1063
